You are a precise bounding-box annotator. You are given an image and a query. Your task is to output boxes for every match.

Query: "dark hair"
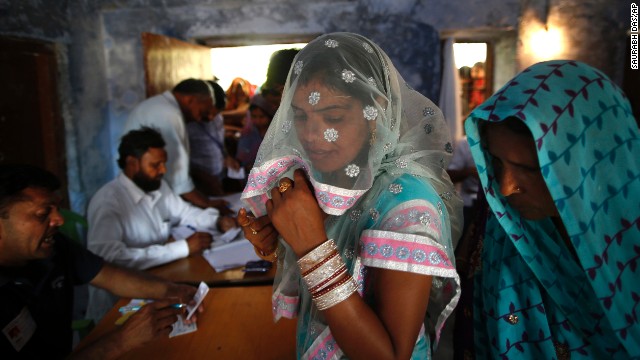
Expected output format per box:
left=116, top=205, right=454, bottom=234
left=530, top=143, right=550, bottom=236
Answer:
left=480, top=116, right=534, bottom=144
left=207, top=80, right=226, bottom=110
left=0, top=164, right=61, bottom=218
left=263, top=48, right=300, bottom=89
left=501, top=116, right=533, bottom=136
left=173, top=78, right=211, bottom=96
left=117, top=127, right=166, bottom=169
left=249, top=94, right=275, bottom=118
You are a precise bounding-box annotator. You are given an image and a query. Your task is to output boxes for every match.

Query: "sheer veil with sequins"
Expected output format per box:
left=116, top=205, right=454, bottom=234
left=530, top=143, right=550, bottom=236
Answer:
left=241, top=32, right=462, bottom=353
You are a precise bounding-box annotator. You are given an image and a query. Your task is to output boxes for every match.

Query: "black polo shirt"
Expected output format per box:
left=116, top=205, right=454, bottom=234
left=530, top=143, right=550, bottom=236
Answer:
left=0, top=234, right=104, bottom=359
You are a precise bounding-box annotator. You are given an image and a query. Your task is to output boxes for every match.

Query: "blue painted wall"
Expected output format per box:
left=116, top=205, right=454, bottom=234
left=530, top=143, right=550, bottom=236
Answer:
left=1, top=0, right=627, bottom=213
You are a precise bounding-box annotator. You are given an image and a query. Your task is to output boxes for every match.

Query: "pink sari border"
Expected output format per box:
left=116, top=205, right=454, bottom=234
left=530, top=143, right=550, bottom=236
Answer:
left=272, top=293, right=299, bottom=319
left=241, top=155, right=368, bottom=216
left=380, top=204, right=442, bottom=237
left=360, top=230, right=454, bottom=271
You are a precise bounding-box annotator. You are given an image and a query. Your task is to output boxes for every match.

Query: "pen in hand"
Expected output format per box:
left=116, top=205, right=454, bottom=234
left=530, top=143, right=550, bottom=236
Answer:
left=119, top=303, right=187, bottom=313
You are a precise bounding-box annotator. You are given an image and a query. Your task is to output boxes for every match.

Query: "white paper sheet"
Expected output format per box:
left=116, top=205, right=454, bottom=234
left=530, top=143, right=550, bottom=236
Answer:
left=203, top=239, right=261, bottom=272
left=227, top=167, right=246, bottom=180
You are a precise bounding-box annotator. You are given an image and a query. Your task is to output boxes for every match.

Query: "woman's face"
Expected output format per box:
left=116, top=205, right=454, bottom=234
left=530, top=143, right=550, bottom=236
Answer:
left=485, top=122, right=558, bottom=220
left=291, top=78, right=371, bottom=174
left=250, top=107, right=271, bottom=130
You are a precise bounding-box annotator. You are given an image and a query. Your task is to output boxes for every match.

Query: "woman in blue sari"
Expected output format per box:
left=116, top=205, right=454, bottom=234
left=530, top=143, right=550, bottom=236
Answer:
left=238, top=32, right=463, bottom=358
left=466, top=60, right=639, bottom=358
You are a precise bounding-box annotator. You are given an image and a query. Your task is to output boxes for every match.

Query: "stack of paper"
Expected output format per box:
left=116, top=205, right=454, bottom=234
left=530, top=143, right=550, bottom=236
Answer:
left=203, top=239, right=261, bottom=272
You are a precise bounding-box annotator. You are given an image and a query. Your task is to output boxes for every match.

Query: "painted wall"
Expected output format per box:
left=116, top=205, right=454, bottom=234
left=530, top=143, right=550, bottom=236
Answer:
left=2, top=0, right=628, bottom=213
left=517, top=0, right=629, bottom=82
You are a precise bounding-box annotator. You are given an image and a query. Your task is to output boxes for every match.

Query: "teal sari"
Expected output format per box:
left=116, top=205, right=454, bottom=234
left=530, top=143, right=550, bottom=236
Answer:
left=466, top=60, right=640, bottom=358
left=242, top=32, right=462, bottom=358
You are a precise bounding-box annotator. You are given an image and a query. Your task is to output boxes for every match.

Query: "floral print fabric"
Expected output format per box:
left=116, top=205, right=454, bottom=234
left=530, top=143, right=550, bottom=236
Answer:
left=465, top=60, right=640, bottom=358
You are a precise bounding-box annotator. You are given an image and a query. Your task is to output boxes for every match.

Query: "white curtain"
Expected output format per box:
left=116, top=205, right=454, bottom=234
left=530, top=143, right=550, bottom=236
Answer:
left=439, top=37, right=463, bottom=144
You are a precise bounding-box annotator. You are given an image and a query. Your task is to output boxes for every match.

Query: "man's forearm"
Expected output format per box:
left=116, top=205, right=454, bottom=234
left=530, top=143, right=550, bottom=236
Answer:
left=70, top=328, right=128, bottom=360
left=90, top=263, right=170, bottom=299
left=181, top=189, right=211, bottom=208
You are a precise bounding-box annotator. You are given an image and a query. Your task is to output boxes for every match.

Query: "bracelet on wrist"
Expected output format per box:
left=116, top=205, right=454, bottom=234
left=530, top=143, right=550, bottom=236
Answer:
left=313, top=276, right=357, bottom=311
left=297, top=239, right=337, bottom=273
left=301, top=250, right=338, bottom=277
left=302, top=255, right=345, bottom=289
left=308, top=266, right=347, bottom=295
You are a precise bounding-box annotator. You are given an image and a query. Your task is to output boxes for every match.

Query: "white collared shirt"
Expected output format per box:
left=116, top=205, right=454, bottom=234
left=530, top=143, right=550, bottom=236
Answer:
left=86, top=172, right=220, bottom=321
left=86, top=173, right=219, bottom=270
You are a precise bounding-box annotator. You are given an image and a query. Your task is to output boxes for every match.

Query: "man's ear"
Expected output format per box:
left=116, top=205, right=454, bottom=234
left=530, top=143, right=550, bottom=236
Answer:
left=125, top=155, right=140, bottom=173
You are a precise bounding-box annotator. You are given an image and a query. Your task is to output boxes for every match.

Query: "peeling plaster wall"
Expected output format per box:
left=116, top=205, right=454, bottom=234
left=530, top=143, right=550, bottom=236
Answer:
left=518, top=0, right=628, bottom=83
left=4, top=0, right=627, bottom=214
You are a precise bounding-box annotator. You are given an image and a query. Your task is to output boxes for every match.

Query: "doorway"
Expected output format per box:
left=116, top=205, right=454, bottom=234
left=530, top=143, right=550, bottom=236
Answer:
left=0, top=36, right=68, bottom=205
left=454, top=42, right=491, bottom=120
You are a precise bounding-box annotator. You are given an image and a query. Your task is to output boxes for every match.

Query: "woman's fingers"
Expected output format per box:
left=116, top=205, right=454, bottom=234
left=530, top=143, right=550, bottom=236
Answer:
left=293, top=169, right=313, bottom=194
left=237, top=208, right=252, bottom=227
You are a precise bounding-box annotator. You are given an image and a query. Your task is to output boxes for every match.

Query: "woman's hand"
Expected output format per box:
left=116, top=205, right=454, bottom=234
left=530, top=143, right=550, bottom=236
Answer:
left=237, top=208, right=279, bottom=254
left=266, top=169, right=328, bottom=257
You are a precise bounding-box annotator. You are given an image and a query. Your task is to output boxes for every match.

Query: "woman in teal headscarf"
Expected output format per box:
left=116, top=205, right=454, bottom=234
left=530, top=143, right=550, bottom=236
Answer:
left=465, top=60, right=639, bottom=358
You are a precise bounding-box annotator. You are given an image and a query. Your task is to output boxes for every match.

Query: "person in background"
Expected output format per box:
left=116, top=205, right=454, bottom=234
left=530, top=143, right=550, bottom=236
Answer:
left=466, top=60, right=639, bottom=358
left=221, top=77, right=253, bottom=129
left=0, top=164, right=201, bottom=359
left=259, top=48, right=300, bottom=113
left=123, top=78, right=230, bottom=212
left=187, top=80, right=240, bottom=196
left=86, top=128, right=235, bottom=321
left=447, top=134, right=479, bottom=239
left=238, top=32, right=462, bottom=358
left=235, top=94, right=275, bottom=173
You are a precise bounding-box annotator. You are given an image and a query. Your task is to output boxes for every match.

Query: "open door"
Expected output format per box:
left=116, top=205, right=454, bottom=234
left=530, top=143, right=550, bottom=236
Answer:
left=142, top=32, right=213, bottom=97
left=0, top=36, right=68, bottom=205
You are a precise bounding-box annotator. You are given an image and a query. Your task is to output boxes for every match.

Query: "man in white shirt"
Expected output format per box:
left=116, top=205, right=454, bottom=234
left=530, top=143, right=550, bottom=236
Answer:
left=86, top=127, right=235, bottom=320
left=123, top=78, right=229, bottom=212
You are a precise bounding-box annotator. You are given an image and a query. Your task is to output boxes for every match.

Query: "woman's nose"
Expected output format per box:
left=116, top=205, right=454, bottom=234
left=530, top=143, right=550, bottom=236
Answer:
left=498, top=167, right=520, bottom=197
left=300, top=121, right=321, bottom=144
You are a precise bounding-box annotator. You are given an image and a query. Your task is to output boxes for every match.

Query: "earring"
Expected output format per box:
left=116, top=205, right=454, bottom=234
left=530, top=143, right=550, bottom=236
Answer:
left=514, top=186, right=522, bottom=193
left=369, top=128, right=377, bottom=145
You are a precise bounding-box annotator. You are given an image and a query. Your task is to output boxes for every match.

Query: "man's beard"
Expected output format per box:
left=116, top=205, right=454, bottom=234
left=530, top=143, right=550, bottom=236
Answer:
left=132, top=172, right=162, bottom=192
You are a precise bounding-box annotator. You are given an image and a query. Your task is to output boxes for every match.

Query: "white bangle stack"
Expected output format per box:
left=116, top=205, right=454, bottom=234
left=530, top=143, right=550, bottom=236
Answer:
left=298, top=239, right=357, bottom=311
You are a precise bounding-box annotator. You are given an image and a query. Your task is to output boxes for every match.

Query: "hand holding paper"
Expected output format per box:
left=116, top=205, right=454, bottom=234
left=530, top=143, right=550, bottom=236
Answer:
left=186, top=282, right=209, bottom=320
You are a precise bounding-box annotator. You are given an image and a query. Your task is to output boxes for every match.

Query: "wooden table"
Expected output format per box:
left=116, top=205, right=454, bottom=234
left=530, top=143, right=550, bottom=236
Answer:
left=147, top=254, right=276, bottom=287
left=76, top=286, right=297, bottom=359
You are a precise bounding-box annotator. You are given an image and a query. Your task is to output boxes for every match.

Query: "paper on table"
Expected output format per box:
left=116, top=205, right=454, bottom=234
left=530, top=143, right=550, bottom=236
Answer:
left=216, top=226, right=242, bottom=243
left=227, top=166, right=245, bottom=180
left=172, top=222, right=239, bottom=242
left=169, top=315, right=198, bottom=338
left=116, top=299, right=198, bottom=337
left=203, top=239, right=261, bottom=272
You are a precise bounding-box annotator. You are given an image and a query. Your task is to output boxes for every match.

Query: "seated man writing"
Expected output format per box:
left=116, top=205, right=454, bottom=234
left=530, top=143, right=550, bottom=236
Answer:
left=0, top=164, right=202, bottom=359
left=86, top=127, right=235, bottom=320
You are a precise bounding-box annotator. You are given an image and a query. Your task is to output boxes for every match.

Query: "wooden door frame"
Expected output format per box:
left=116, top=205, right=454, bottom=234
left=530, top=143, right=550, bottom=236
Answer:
left=0, top=36, right=68, bottom=206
